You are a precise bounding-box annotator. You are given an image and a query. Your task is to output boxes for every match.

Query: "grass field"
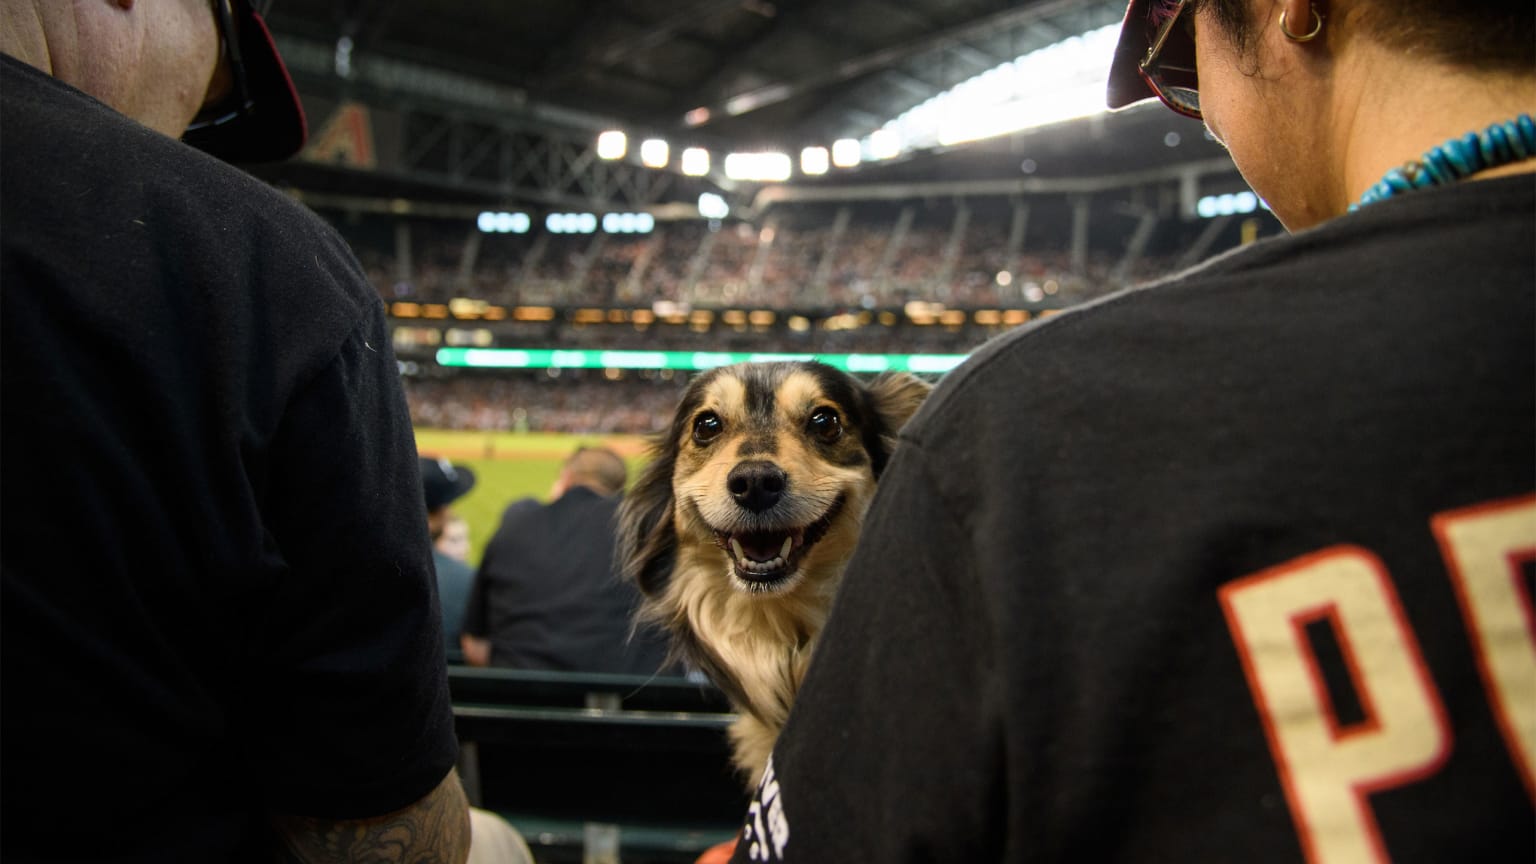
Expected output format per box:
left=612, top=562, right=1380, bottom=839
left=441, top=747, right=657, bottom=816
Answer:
left=414, top=429, right=655, bottom=567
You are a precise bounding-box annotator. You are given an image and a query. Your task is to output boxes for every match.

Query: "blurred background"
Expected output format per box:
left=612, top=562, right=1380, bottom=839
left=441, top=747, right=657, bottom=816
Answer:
left=251, top=0, right=1277, bottom=565
left=236, top=4, right=1285, bottom=859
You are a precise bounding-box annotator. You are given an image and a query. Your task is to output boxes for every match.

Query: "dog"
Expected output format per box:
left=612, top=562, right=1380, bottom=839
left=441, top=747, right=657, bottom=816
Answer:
left=616, top=361, right=930, bottom=786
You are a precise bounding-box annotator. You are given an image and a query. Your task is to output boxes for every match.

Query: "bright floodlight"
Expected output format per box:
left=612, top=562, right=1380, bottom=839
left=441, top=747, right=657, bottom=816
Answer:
left=546, top=213, right=565, bottom=233
left=477, top=211, right=497, bottom=233
left=831, top=139, right=861, bottom=168
left=636, top=213, right=656, bottom=233
left=930, top=24, right=1121, bottom=147
left=493, top=212, right=516, bottom=233
left=868, top=129, right=901, bottom=160
left=596, top=130, right=627, bottom=160
left=510, top=212, right=531, bottom=233
left=603, top=213, right=622, bottom=233
left=681, top=147, right=710, bottom=176
left=723, top=152, right=792, bottom=182
left=640, top=138, right=669, bottom=168
left=698, top=193, right=729, bottom=220
left=800, top=146, right=829, bottom=175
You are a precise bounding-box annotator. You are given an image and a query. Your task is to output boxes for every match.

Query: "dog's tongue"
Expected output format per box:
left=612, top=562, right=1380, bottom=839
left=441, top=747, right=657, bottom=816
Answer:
left=737, top=531, right=788, bottom=562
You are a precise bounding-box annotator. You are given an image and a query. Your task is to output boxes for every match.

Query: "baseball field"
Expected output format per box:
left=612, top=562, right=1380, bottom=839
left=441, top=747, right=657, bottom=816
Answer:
left=414, top=428, right=656, bottom=566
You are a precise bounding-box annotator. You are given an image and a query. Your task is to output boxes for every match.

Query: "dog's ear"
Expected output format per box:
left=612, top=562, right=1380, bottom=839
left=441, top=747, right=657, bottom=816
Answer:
left=615, top=435, right=679, bottom=597
left=862, top=372, right=932, bottom=478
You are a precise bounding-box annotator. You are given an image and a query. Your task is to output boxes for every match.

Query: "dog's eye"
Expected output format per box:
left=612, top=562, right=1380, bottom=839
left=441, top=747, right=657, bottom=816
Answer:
left=807, top=407, right=842, bottom=442
left=692, top=411, right=723, bottom=445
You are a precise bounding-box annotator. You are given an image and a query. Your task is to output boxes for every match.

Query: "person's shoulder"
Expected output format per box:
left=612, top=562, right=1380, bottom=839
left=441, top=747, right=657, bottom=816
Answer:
left=2, top=55, right=367, bottom=309
left=498, top=497, right=545, bottom=525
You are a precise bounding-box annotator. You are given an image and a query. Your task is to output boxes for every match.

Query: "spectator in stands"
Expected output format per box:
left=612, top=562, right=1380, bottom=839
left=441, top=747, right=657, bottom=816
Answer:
left=422, top=457, right=479, bottom=664
left=462, top=446, right=672, bottom=674
left=0, top=1, right=468, bottom=859
left=436, top=513, right=474, bottom=564
left=731, top=0, right=1535, bottom=861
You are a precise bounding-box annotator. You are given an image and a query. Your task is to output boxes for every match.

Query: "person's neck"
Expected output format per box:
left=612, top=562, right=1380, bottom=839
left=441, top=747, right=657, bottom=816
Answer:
left=1333, top=45, right=1536, bottom=213
left=0, top=5, right=50, bottom=74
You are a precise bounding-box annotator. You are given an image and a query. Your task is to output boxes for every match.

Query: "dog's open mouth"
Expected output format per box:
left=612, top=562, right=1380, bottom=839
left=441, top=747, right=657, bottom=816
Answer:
left=714, top=496, right=845, bottom=587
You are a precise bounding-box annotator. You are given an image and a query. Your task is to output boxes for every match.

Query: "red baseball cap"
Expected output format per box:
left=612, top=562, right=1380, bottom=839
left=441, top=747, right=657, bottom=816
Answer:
left=1106, top=0, right=1161, bottom=110
left=183, top=0, right=307, bottom=163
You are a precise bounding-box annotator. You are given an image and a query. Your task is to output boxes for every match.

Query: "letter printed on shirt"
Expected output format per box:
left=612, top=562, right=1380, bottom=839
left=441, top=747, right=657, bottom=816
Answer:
left=1220, top=546, right=1451, bottom=864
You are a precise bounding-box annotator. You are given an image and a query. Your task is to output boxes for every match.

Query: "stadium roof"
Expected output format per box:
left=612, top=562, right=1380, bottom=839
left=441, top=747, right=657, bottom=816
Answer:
left=270, top=0, right=1150, bottom=150
left=260, top=0, right=1237, bottom=206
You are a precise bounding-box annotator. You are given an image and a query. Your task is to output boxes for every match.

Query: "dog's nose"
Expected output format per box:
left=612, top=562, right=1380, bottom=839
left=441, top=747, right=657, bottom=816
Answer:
left=727, top=461, right=787, bottom=513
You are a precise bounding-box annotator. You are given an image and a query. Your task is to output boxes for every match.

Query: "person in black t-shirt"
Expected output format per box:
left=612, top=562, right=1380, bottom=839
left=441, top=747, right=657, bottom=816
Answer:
left=0, top=1, right=468, bottom=860
left=731, top=1, right=1535, bottom=862
left=462, top=446, right=673, bottom=675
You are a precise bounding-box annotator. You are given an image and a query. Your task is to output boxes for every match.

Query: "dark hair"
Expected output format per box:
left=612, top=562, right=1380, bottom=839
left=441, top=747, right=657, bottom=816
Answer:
left=1201, top=0, right=1534, bottom=74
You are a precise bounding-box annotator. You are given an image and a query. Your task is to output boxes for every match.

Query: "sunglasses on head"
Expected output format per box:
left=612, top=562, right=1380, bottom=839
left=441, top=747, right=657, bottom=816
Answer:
left=1139, top=0, right=1201, bottom=119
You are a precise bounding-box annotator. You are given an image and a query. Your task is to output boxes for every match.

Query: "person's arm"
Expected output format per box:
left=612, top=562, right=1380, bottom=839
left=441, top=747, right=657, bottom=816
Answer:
left=461, top=633, right=492, bottom=667
left=252, top=270, right=462, bottom=847
left=461, top=542, right=494, bottom=667
left=271, top=769, right=470, bottom=864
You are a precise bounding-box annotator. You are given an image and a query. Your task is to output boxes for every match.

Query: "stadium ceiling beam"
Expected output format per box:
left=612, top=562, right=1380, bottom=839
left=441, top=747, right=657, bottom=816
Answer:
left=882, top=69, right=941, bottom=102
left=533, top=0, right=750, bottom=91
left=946, top=40, right=1004, bottom=71
left=336, top=0, right=397, bottom=53
left=744, top=157, right=1242, bottom=215
left=276, top=34, right=626, bottom=138
left=685, top=0, right=1117, bottom=128
left=389, top=110, right=689, bottom=209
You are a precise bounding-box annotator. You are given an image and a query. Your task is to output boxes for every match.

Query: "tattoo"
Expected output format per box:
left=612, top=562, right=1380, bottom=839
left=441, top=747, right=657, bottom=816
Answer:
left=272, top=769, right=470, bottom=864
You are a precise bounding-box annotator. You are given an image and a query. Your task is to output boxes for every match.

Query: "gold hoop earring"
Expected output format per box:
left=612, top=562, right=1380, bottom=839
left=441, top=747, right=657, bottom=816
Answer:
left=1280, top=7, right=1324, bottom=42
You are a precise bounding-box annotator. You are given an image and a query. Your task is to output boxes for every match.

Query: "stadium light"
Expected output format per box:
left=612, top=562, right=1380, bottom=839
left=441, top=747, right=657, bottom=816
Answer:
left=1196, top=192, right=1260, bottom=218
left=861, top=22, right=1121, bottom=155
left=681, top=147, right=710, bottom=176
left=723, top=152, right=792, bottom=182
left=831, top=138, right=861, bottom=168
left=600, top=212, right=656, bottom=234
left=478, top=211, right=530, bottom=234
left=640, top=138, right=669, bottom=168
left=596, top=130, right=627, bottom=160
left=698, top=193, right=730, bottom=220
left=800, top=146, right=829, bottom=176
left=867, top=129, right=901, bottom=160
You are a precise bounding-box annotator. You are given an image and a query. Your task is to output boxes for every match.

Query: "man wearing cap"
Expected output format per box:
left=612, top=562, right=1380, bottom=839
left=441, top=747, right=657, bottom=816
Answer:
left=0, top=1, right=469, bottom=860
left=421, top=456, right=478, bottom=664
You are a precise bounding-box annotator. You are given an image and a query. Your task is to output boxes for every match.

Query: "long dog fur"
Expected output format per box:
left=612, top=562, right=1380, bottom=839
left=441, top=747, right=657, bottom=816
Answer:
left=616, top=361, right=929, bottom=785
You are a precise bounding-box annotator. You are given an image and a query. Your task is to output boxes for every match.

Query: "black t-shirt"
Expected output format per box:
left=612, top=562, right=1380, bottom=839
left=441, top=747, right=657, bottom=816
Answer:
left=0, top=55, right=457, bottom=860
left=464, top=487, right=672, bottom=675
left=733, top=175, right=1536, bottom=862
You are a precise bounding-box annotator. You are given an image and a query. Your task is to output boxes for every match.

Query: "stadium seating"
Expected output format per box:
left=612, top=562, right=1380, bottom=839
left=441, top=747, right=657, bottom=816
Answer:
left=449, top=666, right=746, bottom=863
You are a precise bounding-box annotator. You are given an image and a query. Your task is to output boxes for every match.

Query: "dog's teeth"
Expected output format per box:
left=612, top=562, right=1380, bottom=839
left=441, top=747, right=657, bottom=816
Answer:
left=730, top=538, right=745, bottom=561
left=779, top=537, right=793, bottom=559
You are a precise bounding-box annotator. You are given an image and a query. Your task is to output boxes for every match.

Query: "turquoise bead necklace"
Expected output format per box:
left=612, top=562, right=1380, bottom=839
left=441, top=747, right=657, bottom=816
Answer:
left=1351, top=113, right=1536, bottom=211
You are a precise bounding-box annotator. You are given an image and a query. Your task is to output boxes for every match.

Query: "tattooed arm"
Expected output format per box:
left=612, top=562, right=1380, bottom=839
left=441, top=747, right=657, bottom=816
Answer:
left=270, top=768, right=472, bottom=864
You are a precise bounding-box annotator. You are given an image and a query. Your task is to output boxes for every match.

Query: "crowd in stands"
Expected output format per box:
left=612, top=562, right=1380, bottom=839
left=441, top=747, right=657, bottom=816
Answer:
left=327, top=207, right=1183, bottom=312
left=404, top=373, right=689, bottom=435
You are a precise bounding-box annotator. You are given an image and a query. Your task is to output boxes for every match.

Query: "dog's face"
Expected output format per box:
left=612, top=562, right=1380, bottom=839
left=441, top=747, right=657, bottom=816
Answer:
left=619, top=362, right=930, bottom=601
